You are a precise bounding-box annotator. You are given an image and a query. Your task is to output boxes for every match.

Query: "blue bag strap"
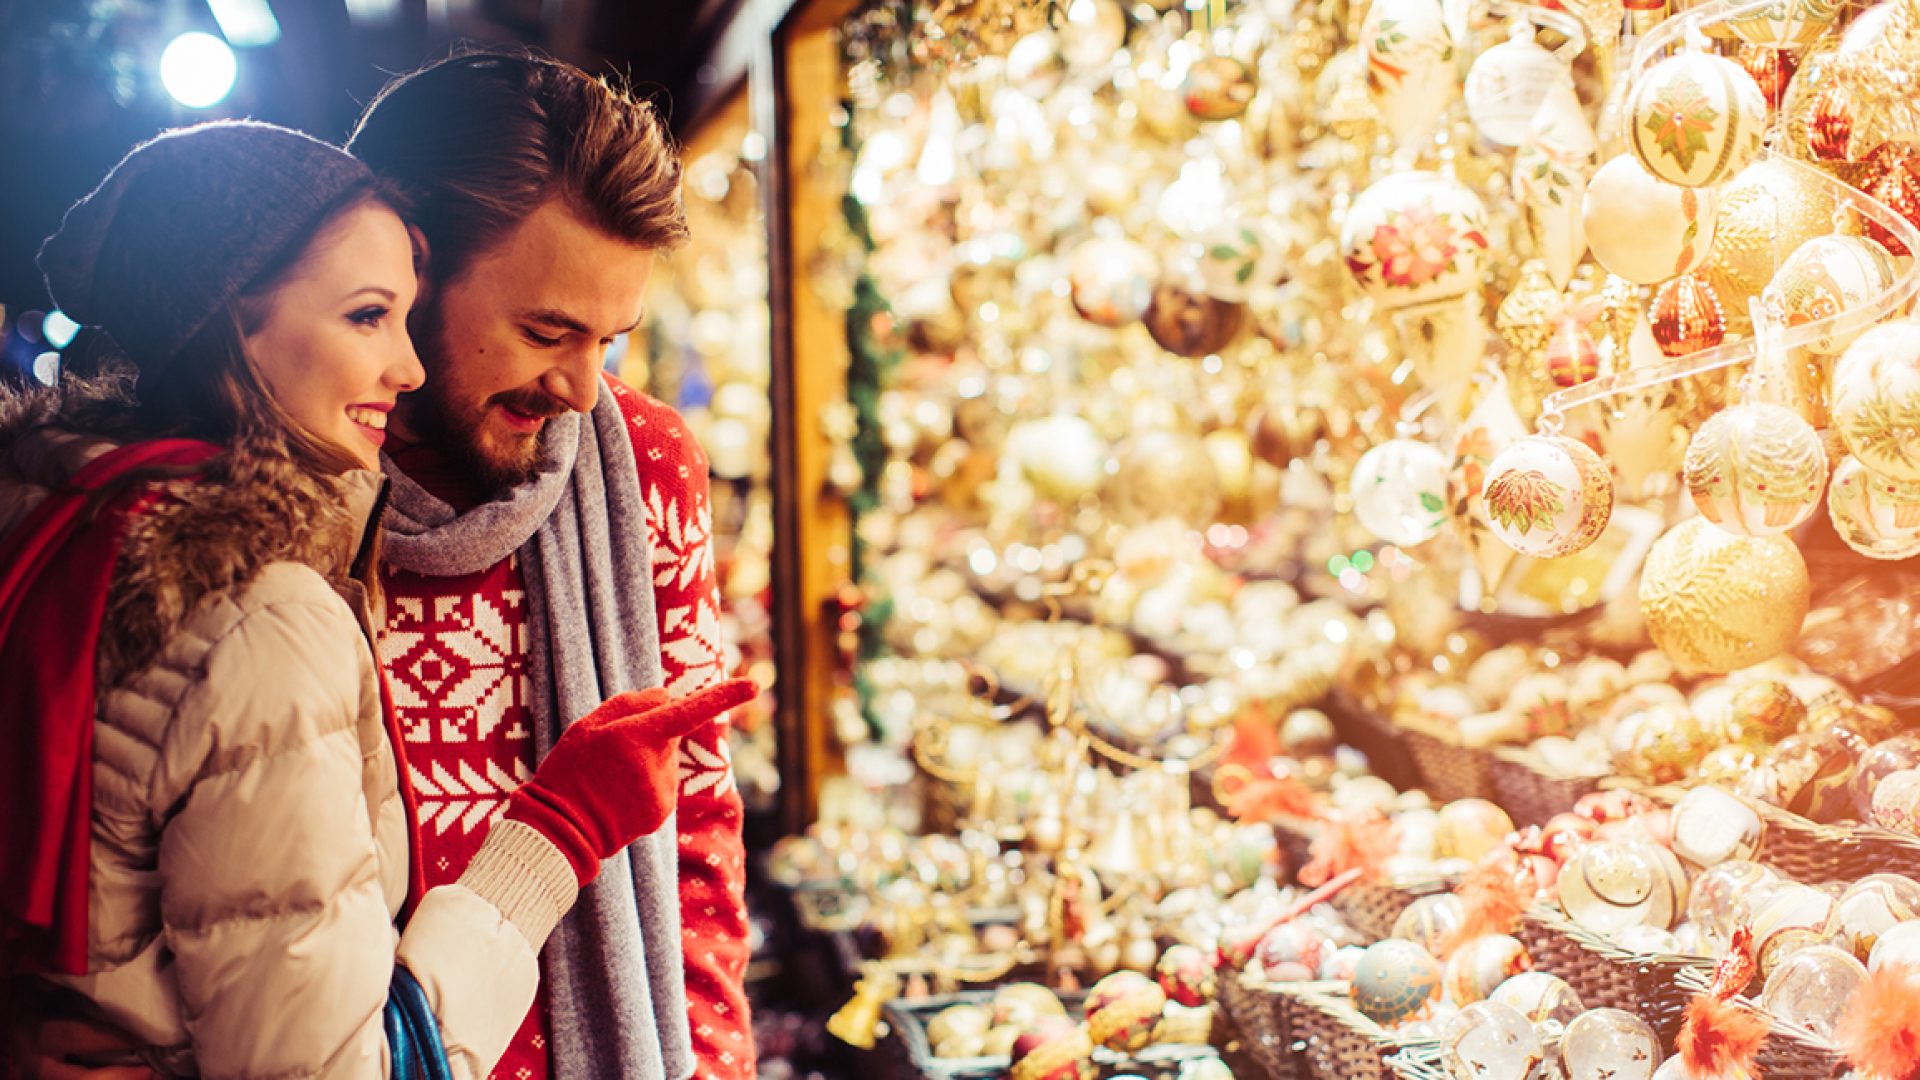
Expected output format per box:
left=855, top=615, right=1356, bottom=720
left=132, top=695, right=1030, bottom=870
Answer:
left=385, top=964, right=454, bottom=1080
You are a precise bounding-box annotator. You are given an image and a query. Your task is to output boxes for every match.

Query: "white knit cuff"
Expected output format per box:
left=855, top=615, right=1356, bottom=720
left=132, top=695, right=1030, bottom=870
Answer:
left=456, top=818, right=580, bottom=950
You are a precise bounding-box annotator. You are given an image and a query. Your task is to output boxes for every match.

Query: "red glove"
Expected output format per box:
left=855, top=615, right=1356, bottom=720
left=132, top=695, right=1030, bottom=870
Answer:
left=503, top=678, right=757, bottom=886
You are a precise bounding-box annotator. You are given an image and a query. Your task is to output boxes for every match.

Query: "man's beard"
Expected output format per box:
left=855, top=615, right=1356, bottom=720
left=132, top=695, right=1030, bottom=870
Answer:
left=409, top=303, right=552, bottom=494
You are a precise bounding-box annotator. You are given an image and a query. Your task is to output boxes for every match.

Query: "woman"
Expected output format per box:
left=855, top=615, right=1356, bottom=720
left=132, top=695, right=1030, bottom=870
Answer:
left=0, top=121, right=750, bottom=1079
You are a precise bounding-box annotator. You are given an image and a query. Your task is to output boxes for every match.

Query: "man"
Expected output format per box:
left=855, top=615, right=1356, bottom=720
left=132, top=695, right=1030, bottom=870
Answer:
left=8, top=50, right=753, bottom=1080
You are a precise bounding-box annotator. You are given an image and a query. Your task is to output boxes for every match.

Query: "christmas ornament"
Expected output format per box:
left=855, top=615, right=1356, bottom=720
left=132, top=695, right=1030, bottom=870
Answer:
left=1008, top=1018, right=1098, bottom=1080
left=1583, top=156, right=1718, bottom=285
left=1108, top=430, right=1222, bottom=525
left=1515, top=78, right=1598, bottom=291
left=1762, top=945, right=1866, bottom=1040
left=1155, top=945, right=1217, bottom=1007
left=1143, top=279, right=1245, bottom=357
left=1870, top=919, right=1920, bottom=971
left=995, top=983, right=1072, bottom=1027
left=1352, top=939, right=1444, bottom=1026
left=1834, top=874, right=1920, bottom=960
left=1437, top=800, right=1517, bottom=862
left=1183, top=55, right=1257, bottom=121
left=1393, top=894, right=1468, bottom=955
left=928, top=1004, right=994, bottom=1053
left=1363, top=0, right=1458, bottom=144
left=1443, top=935, right=1533, bottom=1005
left=1321, top=944, right=1367, bottom=981
left=1683, top=403, right=1828, bottom=536
left=1085, top=971, right=1167, bottom=1052
left=1651, top=275, right=1727, bottom=359
left=1059, top=0, right=1129, bottom=69
left=1546, top=316, right=1601, bottom=389
left=1737, top=45, right=1797, bottom=110
left=1872, top=769, right=1920, bottom=835
left=1809, top=81, right=1856, bottom=161
left=1481, top=434, right=1615, bottom=558
left=916, top=0, right=1054, bottom=64
left=1465, top=28, right=1567, bottom=148
left=1558, top=840, right=1690, bottom=934
left=1490, top=972, right=1584, bottom=1028
left=1762, top=234, right=1898, bottom=355
left=1564, top=1008, right=1664, bottom=1080
left=1256, top=921, right=1330, bottom=981
left=1698, top=159, right=1836, bottom=321
left=1451, top=377, right=1531, bottom=591
left=1009, top=416, right=1109, bottom=502
left=1668, top=786, right=1765, bottom=869
left=1341, top=172, right=1491, bottom=309
left=1751, top=882, right=1838, bottom=976
left=1854, top=738, right=1920, bottom=819
left=1827, top=456, right=1920, bottom=560
left=1618, top=704, right=1712, bottom=783
left=1640, top=518, right=1810, bottom=674
left=1860, top=144, right=1920, bottom=257
left=1832, top=320, right=1920, bottom=483
left=1627, top=52, right=1768, bottom=188
left=1690, top=862, right=1779, bottom=951
left=1069, top=237, right=1158, bottom=327
left=1726, top=0, right=1843, bottom=47
left=1195, top=217, right=1286, bottom=302
left=1248, top=392, right=1327, bottom=469
left=1350, top=438, right=1450, bottom=546
left=1443, top=1000, right=1546, bottom=1079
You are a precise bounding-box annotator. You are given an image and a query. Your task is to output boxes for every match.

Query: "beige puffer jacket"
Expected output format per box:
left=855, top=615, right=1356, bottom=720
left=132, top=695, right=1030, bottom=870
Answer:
left=2, top=407, right=578, bottom=1080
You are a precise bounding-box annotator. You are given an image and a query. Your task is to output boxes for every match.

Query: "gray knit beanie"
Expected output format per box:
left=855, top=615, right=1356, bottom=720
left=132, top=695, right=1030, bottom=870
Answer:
left=37, top=120, right=374, bottom=371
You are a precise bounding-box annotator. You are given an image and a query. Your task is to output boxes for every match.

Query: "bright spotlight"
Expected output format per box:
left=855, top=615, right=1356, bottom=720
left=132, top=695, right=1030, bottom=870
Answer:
left=160, top=32, right=237, bottom=109
left=42, top=310, right=80, bottom=349
left=32, top=352, right=60, bottom=387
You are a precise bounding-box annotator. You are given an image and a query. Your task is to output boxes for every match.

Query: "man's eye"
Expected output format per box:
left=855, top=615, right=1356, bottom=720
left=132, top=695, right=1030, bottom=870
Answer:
left=523, top=328, right=563, bottom=347
left=350, top=306, right=388, bottom=327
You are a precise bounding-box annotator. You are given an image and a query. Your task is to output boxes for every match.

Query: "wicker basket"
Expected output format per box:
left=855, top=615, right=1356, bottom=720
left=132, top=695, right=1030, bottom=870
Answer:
left=1487, top=747, right=1603, bottom=828
left=1848, top=824, right=1920, bottom=879
left=1397, top=716, right=1496, bottom=804
left=1326, top=691, right=1423, bottom=793
left=1218, top=970, right=1299, bottom=1080
left=1671, top=969, right=1849, bottom=1080
left=1634, top=782, right=1867, bottom=885
left=1513, top=904, right=1714, bottom=1049
left=1334, top=876, right=1456, bottom=943
left=877, top=990, right=1226, bottom=1080
left=1270, top=980, right=1442, bottom=1080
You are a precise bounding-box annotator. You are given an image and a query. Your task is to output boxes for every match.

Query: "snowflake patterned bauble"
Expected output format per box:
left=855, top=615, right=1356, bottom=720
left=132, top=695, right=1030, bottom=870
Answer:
left=1626, top=52, right=1768, bottom=188
left=1350, top=438, right=1451, bottom=546
left=1195, top=216, right=1286, bottom=302
left=1352, top=939, right=1443, bottom=1027
left=1340, top=172, right=1490, bottom=310
left=1762, top=235, right=1897, bottom=355
left=1562, top=1008, right=1663, bottom=1080
left=1830, top=319, right=1920, bottom=482
left=1084, top=971, right=1166, bottom=1052
left=1442, top=1001, right=1545, bottom=1080
left=1582, top=155, right=1719, bottom=285
left=1481, top=434, right=1614, bottom=558
left=1826, top=455, right=1920, bottom=560
left=1182, top=54, right=1256, bottom=121
left=1068, top=236, right=1158, bottom=328
left=1683, top=403, right=1828, bottom=536
left=1638, top=517, right=1810, bottom=674
left=1363, top=0, right=1458, bottom=144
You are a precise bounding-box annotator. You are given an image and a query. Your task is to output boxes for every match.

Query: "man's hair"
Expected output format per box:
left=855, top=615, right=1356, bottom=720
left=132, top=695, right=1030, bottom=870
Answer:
left=346, top=48, right=688, bottom=285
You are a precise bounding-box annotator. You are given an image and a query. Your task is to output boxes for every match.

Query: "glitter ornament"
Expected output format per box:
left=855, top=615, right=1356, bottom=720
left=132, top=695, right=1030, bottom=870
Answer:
left=1155, top=944, right=1218, bottom=1007
left=1480, top=434, right=1614, bottom=558
left=1854, top=736, right=1920, bottom=819
left=1762, top=235, right=1897, bottom=355
left=1698, top=159, right=1836, bottom=321
left=1683, top=403, right=1828, bottom=536
left=1085, top=971, right=1167, bottom=1052
left=1350, top=439, right=1451, bottom=546
left=1143, top=279, right=1244, bottom=358
left=1834, top=875, right=1920, bottom=961
left=1809, top=81, right=1854, bottom=161
left=1832, top=320, right=1920, bottom=483
left=1362, top=0, right=1458, bottom=144
left=1443, top=935, right=1533, bottom=1005
left=1437, top=800, right=1518, bottom=862
left=1860, top=144, right=1920, bottom=257
left=1009, top=1019, right=1098, bottom=1080
left=1490, top=972, right=1584, bottom=1028
left=1872, top=769, right=1920, bottom=835
left=1583, top=156, right=1718, bottom=285
left=1442, top=1000, right=1545, bottom=1080
left=1557, top=840, right=1688, bottom=934
left=1341, top=172, right=1491, bottom=309
left=1182, top=55, right=1256, bottom=121
left=1393, top=894, right=1469, bottom=955
left=1650, top=275, right=1726, bottom=359
left=1068, top=237, right=1157, bottom=328
left=1627, top=53, right=1769, bottom=188
left=1546, top=318, right=1601, bottom=388
left=1827, top=456, right=1920, bottom=560
left=1352, top=939, right=1444, bottom=1026
left=1195, top=217, right=1286, bottom=302
left=1761, top=945, right=1865, bottom=1040
left=1668, top=786, right=1765, bottom=868
left=1868, top=919, right=1920, bottom=971
left=1639, top=520, right=1809, bottom=675
left=1736, top=45, right=1797, bottom=110
left=1563, top=1008, right=1663, bottom=1080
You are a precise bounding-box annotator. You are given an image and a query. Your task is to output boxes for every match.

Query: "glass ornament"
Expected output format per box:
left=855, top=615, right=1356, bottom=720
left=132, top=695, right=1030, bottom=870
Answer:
left=1442, top=1001, right=1545, bottom=1080
left=1827, top=456, right=1920, bottom=561
left=1436, top=799, right=1517, bottom=862
left=1443, top=935, right=1533, bottom=1006
left=1668, top=786, right=1765, bottom=869
left=1760, top=944, right=1865, bottom=1040
left=1352, top=939, right=1444, bottom=1027
left=1688, top=861, right=1778, bottom=952
left=1750, top=882, right=1839, bottom=977
left=1651, top=273, right=1728, bottom=358
left=1194, top=216, right=1286, bottom=303
left=1480, top=434, right=1614, bottom=558
left=1320, top=944, right=1367, bottom=981
left=1558, top=840, right=1688, bottom=934
left=1340, top=173, right=1491, bottom=309
left=1871, top=768, right=1920, bottom=835
left=1350, top=439, right=1451, bottom=546
left=1362, top=0, right=1458, bottom=144
left=1008, top=1018, right=1097, bottom=1080
left=1725, top=0, right=1841, bottom=46
left=1853, top=736, right=1920, bottom=819
left=1465, top=29, right=1567, bottom=148
left=1142, top=279, right=1244, bottom=358
left=1490, top=971, right=1584, bottom=1029
left=1085, top=971, right=1167, bottom=1052
left=1155, top=944, right=1218, bottom=1007
left=1684, top=403, right=1828, bottom=537
left=1583, top=155, right=1719, bottom=285
left=1869, top=919, right=1920, bottom=971
left=1393, top=894, right=1468, bottom=956
left=1181, top=55, right=1256, bottom=121
left=1762, top=235, right=1898, bottom=356
left=1627, top=53, right=1768, bottom=188
left=1068, top=237, right=1157, bottom=328
left=1831, top=320, right=1920, bottom=484
left=1563, top=1008, right=1663, bottom=1080
left=1834, top=875, right=1920, bottom=962
left=1256, top=920, right=1328, bottom=982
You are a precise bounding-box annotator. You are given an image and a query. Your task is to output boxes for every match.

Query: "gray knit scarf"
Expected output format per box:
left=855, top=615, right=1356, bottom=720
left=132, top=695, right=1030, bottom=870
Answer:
left=379, top=391, right=694, bottom=1080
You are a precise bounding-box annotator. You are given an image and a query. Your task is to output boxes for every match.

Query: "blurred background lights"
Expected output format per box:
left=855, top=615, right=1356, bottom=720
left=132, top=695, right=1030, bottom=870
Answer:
left=41, top=311, right=79, bottom=350
left=205, top=0, right=281, bottom=47
left=160, top=32, right=237, bottom=109
left=31, top=352, right=60, bottom=387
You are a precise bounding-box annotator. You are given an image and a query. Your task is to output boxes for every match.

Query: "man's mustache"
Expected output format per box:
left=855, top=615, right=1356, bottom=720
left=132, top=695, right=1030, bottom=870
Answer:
left=490, top=389, right=572, bottom=419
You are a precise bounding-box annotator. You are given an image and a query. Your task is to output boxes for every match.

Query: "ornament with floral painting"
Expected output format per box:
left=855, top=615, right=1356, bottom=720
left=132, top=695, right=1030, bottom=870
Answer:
left=1482, top=434, right=1615, bottom=558
left=1363, top=0, right=1459, bottom=144
left=1683, top=402, right=1829, bottom=536
left=1827, top=456, right=1920, bottom=560
left=1195, top=216, right=1287, bottom=302
left=1341, top=171, right=1491, bottom=309
left=1831, top=319, right=1920, bottom=483
left=1627, top=52, right=1769, bottom=188
left=1351, top=438, right=1452, bottom=546
left=1583, top=155, right=1719, bottom=285
left=1514, top=78, right=1597, bottom=291
left=1452, top=377, right=1530, bottom=590
left=1761, top=234, right=1898, bottom=356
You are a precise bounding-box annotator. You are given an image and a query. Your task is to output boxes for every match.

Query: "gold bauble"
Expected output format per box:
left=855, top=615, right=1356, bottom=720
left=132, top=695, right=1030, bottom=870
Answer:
left=1638, top=518, right=1811, bottom=675
left=1698, top=159, right=1837, bottom=330
left=1107, top=430, right=1222, bottom=525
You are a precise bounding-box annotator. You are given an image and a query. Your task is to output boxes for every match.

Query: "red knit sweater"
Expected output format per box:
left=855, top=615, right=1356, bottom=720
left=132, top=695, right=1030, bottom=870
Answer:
left=377, top=377, right=753, bottom=1080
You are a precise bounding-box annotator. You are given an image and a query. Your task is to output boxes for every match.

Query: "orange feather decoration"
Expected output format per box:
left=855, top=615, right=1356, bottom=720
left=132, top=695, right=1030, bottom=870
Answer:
left=1436, top=855, right=1533, bottom=956
left=1298, top=811, right=1396, bottom=888
left=1227, top=774, right=1318, bottom=822
left=1678, top=927, right=1765, bottom=1080
left=1836, top=965, right=1920, bottom=1080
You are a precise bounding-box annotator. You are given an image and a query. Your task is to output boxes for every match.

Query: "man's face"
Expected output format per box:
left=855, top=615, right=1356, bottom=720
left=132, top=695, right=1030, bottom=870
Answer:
left=399, top=198, right=656, bottom=490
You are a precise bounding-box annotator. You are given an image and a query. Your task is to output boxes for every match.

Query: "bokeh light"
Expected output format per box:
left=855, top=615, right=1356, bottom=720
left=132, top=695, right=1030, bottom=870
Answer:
left=160, top=33, right=237, bottom=109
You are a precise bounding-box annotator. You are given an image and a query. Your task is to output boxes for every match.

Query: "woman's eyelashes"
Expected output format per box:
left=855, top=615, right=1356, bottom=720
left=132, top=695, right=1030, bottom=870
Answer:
left=349, top=305, right=391, bottom=329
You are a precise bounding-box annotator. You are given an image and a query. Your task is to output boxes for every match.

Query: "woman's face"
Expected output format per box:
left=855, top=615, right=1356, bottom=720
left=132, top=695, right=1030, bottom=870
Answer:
left=244, top=202, right=425, bottom=469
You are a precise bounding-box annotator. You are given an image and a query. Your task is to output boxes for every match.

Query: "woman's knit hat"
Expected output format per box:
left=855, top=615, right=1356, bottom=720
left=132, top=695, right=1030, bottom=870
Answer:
left=37, top=120, right=374, bottom=370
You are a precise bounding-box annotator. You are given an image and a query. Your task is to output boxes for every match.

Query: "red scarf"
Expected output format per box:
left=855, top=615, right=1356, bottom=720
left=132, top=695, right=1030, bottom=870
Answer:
left=0, top=438, right=218, bottom=975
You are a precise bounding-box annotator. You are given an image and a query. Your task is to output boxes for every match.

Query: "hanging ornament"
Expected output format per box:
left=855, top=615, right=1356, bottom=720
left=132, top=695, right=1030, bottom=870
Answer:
left=1068, top=237, right=1158, bottom=327
left=1464, top=26, right=1567, bottom=148
left=1601, top=321, right=1697, bottom=501
left=1698, top=159, right=1837, bottom=324
left=1831, top=319, right=1920, bottom=483
left=1350, top=438, right=1451, bottom=546
left=1248, top=391, right=1329, bottom=469
left=1827, top=456, right=1920, bottom=560
left=1545, top=317, right=1601, bottom=388
left=1555, top=0, right=1626, bottom=92
left=1481, top=434, right=1615, bottom=558
left=1107, top=429, right=1224, bottom=524
left=1195, top=216, right=1287, bottom=302
left=1496, top=260, right=1562, bottom=415
left=1638, top=518, right=1811, bottom=675
left=1651, top=275, right=1727, bottom=358
left=1143, top=278, right=1244, bottom=357
left=1155, top=945, right=1217, bottom=1007
left=1452, top=378, right=1531, bottom=591
left=1809, top=81, right=1856, bottom=161
left=1627, top=52, right=1770, bottom=189
left=1737, top=45, right=1798, bottom=111
left=1341, top=172, right=1491, bottom=309
left=1514, top=77, right=1598, bottom=290
left=1059, top=0, right=1130, bottom=70
left=1583, top=155, right=1719, bottom=285
left=1763, top=235, right=1898, bottom=356
left=1362, top=0, right=1459, bottom=145
left=1726, top=0, right=1844, bottom=47
left=1683, top=402, right=1829, bottom=535
left=1860, top=143, right=1920, bottom=257
left=1183, top=54, right=1256, bottom=121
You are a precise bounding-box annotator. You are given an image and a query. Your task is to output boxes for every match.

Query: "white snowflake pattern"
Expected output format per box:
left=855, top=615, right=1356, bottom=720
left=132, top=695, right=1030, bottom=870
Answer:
left=410, top=756, right=532, bottom=835
left=647, top=483, right=716, bottom=594
left=679, top=733, right=736, bottom=800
